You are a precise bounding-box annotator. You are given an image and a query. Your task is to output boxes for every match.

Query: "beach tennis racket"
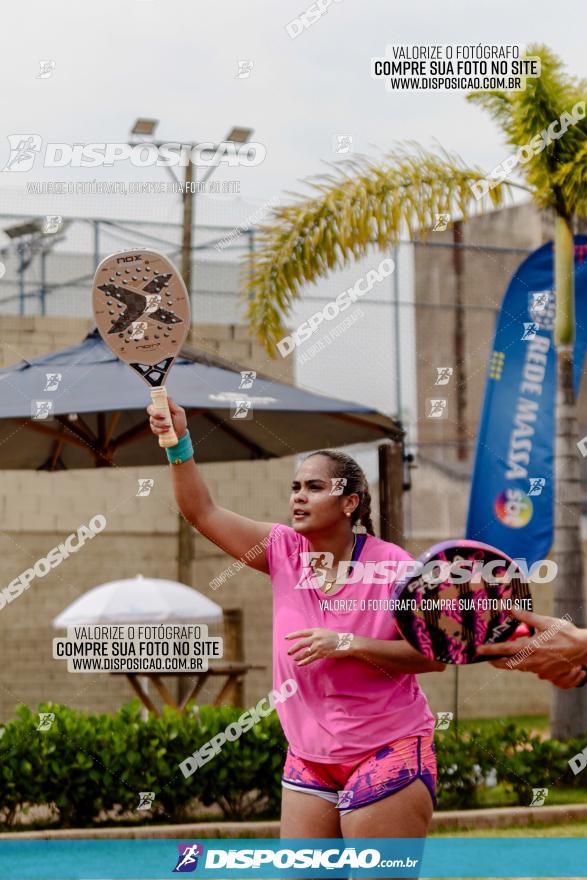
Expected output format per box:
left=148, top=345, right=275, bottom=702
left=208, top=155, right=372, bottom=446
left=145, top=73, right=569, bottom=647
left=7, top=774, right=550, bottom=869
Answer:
left=392, top=539, right=534, bottom=665
left=92, top=249, right=190, bottom=448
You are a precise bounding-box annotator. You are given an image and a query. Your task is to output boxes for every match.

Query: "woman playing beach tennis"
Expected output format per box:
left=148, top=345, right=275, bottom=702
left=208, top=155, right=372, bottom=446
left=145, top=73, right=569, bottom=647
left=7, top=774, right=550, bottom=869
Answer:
left=149, top=398, right=445, bottom=841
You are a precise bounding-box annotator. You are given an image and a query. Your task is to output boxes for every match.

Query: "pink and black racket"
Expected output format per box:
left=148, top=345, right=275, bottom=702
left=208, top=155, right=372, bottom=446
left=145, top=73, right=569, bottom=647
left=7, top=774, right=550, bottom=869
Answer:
left=392, top=539, right=533, bottom=664
left=92, top=249, right=190, bottom=448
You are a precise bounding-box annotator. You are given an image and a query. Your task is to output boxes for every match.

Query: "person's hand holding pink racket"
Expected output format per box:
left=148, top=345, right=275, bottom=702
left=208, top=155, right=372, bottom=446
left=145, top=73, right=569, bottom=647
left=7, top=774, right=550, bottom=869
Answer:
left=477, top=607, right=587, bottom=688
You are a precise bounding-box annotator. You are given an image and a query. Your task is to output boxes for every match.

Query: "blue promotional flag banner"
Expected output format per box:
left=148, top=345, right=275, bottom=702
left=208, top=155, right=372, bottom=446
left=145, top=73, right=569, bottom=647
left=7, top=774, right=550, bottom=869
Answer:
left=3, top=838, right=587, bottom=878
left=465, top=236, right=587, bottom=564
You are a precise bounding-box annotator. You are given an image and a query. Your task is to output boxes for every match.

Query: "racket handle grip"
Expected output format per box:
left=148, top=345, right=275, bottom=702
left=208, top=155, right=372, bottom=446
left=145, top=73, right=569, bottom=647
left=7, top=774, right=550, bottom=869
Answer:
left=150, top=387, right=178, bottom=448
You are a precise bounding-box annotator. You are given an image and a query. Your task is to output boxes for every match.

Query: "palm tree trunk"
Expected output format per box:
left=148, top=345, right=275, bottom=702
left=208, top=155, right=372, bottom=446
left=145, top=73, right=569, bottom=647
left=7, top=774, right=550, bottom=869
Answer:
left=551, top=215, right=587, bottom=739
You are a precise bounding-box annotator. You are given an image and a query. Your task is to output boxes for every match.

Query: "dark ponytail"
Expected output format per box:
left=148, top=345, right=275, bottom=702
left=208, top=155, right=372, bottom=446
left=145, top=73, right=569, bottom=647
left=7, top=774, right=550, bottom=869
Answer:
left=305, top=449, right=376, bottom=536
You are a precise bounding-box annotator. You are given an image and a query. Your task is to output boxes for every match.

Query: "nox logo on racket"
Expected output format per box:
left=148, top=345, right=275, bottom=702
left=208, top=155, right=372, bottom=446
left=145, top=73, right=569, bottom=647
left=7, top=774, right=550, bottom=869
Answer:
left=97, top=275, right=183, bottom=335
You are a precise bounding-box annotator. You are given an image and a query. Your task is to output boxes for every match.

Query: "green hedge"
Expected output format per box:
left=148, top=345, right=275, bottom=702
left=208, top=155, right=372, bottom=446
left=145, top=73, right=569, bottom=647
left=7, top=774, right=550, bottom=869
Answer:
left=0, top=702, right=287, bottom=827
left=436, top=721, right=587, bottom=809
left=1, top=704, right=586, bottom=828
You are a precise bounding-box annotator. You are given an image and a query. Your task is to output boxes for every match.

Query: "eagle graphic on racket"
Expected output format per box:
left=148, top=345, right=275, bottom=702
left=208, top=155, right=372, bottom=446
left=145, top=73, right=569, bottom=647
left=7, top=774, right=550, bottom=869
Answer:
left=92, top=249, right=190, bottom=448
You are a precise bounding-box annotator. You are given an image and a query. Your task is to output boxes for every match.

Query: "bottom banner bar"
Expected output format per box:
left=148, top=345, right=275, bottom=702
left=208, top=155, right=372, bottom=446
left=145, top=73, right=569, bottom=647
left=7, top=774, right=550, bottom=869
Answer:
left=1, top=837, right=586, bottom=878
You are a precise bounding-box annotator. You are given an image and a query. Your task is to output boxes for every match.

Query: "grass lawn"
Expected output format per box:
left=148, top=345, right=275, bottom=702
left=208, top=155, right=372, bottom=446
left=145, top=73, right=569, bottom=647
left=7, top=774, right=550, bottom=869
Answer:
left=433, top=822, right=587, bottom=837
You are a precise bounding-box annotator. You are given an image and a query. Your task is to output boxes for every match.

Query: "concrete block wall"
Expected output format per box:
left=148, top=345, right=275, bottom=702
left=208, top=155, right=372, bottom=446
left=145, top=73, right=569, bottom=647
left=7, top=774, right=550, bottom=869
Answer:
left=0, top=316, right=294, bottom=719
left=0, top=313, right=568, bottom=724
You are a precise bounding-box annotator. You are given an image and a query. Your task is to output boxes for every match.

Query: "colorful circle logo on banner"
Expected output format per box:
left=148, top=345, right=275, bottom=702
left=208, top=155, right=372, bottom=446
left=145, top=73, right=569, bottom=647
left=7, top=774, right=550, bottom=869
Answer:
left=494, top=488, right=533, bottom=528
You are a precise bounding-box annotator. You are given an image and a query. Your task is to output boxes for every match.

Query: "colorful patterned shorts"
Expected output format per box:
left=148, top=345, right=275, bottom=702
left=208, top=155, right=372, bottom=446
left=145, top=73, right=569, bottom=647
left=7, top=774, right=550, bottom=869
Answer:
left=282, top=735, right=436, bottom=814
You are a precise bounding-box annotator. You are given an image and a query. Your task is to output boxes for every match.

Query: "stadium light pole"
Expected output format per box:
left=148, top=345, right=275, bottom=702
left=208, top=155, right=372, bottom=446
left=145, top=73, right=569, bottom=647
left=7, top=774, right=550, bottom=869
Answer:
left=129, top=120, right=254, bottom=705
left=4, top=218, right=69, bottom=315
left=129, top=119, right=253, bottom=321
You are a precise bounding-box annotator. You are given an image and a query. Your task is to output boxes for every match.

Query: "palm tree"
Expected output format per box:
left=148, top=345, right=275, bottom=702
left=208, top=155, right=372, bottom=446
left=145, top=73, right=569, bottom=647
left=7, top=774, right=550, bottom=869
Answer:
left=244, top=45, right=587, bottom=739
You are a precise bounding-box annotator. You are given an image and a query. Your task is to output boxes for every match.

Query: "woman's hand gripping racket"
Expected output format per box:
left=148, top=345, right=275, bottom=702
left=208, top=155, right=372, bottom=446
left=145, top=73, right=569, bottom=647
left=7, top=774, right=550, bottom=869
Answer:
left=392, top=540, right=534, bottom=665
left=92, top=249, right=190, bottom=448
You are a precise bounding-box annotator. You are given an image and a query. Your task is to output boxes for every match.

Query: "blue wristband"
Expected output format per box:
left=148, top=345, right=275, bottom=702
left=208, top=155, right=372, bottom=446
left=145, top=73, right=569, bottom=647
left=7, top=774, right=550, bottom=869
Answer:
left=165, top=429, right=194, bottom=465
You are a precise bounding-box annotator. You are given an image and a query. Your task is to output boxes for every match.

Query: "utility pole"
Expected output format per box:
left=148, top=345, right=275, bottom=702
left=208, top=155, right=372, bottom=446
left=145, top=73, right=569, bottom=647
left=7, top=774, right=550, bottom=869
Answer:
left=452, top=220, right=467, bottom=461
left=181, top=155, right=194, bottom=328
left=128, top=119, right=254, bottom=706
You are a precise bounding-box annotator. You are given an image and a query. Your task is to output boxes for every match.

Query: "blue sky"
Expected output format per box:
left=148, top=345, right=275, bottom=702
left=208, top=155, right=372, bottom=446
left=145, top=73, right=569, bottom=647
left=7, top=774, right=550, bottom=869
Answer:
left=1, top=0, right=584, bottom=212
left=1, top=0, right=583, bottom=473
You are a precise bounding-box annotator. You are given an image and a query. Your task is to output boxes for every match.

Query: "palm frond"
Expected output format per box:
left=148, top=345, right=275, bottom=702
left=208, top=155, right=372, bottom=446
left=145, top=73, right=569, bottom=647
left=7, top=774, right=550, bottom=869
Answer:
left=553, top=140, right=587, bottom=217
left=243, top=45, right=587, bottom=356
left=243, top=146, right=513, bottom=355
left=469, top=45, right=587, bottom=214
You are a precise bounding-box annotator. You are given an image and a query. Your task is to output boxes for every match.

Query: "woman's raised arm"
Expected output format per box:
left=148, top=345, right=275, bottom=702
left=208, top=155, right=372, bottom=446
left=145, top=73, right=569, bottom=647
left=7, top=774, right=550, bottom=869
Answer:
left=148, top=397, right=274, bottom=573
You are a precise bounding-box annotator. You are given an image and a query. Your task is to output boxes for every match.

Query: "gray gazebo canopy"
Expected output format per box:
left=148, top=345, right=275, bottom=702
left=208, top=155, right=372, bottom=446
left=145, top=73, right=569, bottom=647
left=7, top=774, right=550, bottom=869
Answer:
left=0, top=329, right=403, bottom=470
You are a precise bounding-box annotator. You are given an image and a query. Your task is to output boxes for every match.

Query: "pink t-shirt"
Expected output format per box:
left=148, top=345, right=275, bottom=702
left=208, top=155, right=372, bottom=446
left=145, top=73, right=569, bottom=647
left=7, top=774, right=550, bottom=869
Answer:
left=266, top=523, right=435, bottom=762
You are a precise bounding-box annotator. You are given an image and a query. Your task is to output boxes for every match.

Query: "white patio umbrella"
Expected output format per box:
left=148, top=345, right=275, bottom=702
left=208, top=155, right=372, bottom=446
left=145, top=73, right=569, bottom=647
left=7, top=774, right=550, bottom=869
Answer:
left=53, top=576, right=224, bottom=717
left=52, top=574, right=223, bottom=628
